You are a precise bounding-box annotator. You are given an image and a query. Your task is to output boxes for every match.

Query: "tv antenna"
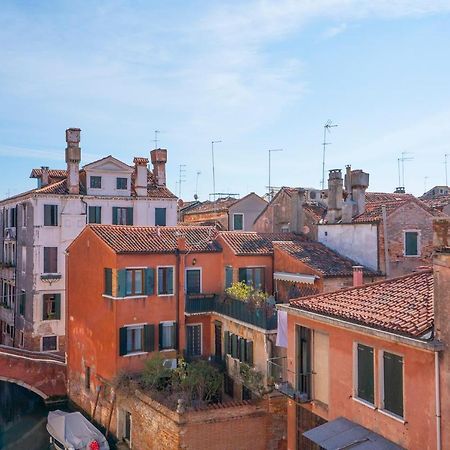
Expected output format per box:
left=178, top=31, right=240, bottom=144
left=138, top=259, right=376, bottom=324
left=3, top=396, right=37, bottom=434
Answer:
left=268, top=149, right=283, bottom=201
left=195, top=171, right=201, bottom=200
left=178, top=164, right=186, bottom=198
left=321, top=120, right=338, bottom=190
left=398, top=151, right=414, bottom=189
left=211, top=140, right=222, bottom=206
left=153, top=130, right=160, bottom=149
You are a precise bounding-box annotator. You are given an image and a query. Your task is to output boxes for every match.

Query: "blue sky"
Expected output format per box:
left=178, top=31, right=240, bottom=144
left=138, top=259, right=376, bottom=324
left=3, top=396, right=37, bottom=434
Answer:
left=1, top=1, right=450, bottom=200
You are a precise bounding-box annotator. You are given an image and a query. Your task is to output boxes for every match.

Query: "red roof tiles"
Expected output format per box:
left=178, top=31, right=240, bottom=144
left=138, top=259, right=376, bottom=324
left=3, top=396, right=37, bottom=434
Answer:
left=288, top=270, right=433, bottom=338
left=89, top=225, right=221, bottom=253
left=183, top=197, right=238, bottom=215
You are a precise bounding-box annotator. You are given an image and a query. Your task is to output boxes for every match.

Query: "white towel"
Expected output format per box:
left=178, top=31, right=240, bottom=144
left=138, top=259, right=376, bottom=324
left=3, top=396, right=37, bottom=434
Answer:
left=276, top=310, right=288, bottom=348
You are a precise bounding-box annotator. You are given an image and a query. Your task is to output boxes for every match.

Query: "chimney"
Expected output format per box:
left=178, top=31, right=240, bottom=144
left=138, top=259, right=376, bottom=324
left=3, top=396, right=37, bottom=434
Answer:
left=177, top=236, right=187, bottom=252
left=325, top=169, right=343, bottom=223
left=133, top=157, right=149, bottom=197
left=65, top=128, right=81, bottom=195
left=350, top=169, right=369, bottom=216
left=344, top=165, right=352, bottom=195
left=290, top=189, right=305, bottom=233
left=352, top=266, right=364, bottom=287
left=41, top=166, right=49, bottom=187
left=150, top=148, right=167, bottom=187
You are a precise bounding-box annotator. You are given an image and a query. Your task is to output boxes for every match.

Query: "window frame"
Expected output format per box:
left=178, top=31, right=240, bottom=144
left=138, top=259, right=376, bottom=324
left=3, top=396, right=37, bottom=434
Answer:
left=44, top=204, right=58, bottom=227
left=125, top=268, right=145, bottom=296
left=90, top=176, right=102, bottom=189
left=353, top=342, right=375, bottom=407
left=42, top=293, right=61, bottom=320
left=41, top=335, right=58, bottom=352
left=159, top=321, right=176, bottom=351
left=233, top=213, right=244, bottom=231
left=116, top=177, right=128, bottom=190
left=157, top=266, right=175, bottom=296
left=155, top=207, right=167, bottom=226
left=238, top=266, right=265, bottom=291
left=185, top=267, right=202, bottom=295
left=125, top=325, right=145, bottom=355
left=88, top=206, right=102, bottom=224
left=380, top=350, right=405, bottom=420
left=43, top=247, right=58, bottom=274
left=403, top=230, right=420, bottom=257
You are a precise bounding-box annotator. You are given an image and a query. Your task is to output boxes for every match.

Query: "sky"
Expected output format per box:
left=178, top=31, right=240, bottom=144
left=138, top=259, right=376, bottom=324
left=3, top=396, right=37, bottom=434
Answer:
left=1, top=0, right=450, bottom=201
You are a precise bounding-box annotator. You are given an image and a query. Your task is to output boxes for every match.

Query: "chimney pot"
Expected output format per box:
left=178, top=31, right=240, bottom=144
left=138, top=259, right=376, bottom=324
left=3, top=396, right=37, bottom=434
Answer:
left=65, top=128, right=81, bottom=195
left=352, top=266, right=364, bottom=287
left=151, top=148, right=168, bottom=187
left=133, top=157, right=149, bottom=197
left=41, top=166, right=49, bottom=187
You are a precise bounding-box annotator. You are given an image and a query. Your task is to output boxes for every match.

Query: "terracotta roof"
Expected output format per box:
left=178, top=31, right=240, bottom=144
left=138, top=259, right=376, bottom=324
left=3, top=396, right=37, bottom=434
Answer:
left=421, top=195, right=450, bottom=212
left=273, top=240, right=377, bottom=277
left=364, top=192, right=414, bottom=203
left=183, top=197, right=238, bottom=215
left=288, top=270, right=433, bottom=339
left=133, top=157, right=149, bottom=165
left=303, top=203, right=327, bottom=222
left=219, top=231, right=305, bottom=255
left=30, top=168, right=68, bottom=179
left=89, top=225, right=221, bottom=253
left=35, top=178, right=87, bottom=195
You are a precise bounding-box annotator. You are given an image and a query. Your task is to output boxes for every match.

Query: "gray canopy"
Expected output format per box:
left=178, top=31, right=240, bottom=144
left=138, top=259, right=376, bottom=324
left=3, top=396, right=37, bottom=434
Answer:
left=47, top=410, right=110, bottom=450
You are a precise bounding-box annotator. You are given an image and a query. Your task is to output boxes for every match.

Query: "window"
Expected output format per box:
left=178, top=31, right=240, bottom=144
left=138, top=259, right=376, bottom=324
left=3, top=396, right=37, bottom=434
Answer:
left=238, top=267, right=265, bottom=290
left=233, top=213, right=244, bottom=230
left=119, top=324, right=155, bottom=356
left=383, top=351, right=403, bottom=417
left=116, top=177, right=128, bottom=190
left=126, top=269, right=144, bottom=296
left=356, top=343, right=374, bottom=404
left=88, top=206, right=102, bottom=224
left=19, top=290, right=26, bottom=316
left=223, top=331, right=253, bottom=365
left=90, top=176, right=102, bottom=189
left=42, top=335, right=57, bottom=351
left=313, top=331, right=329, bottom=405
left=155, top=208, right=167, bottom=226
left=159, top=322, right=177, bottom=350
left=296, top=326, right=312, bottom=399
left=225, top=266, right=233, bottom=289
left=186, top=324, right=202, bottom=357
left=112, top=207, right=133, bottom=225
left=22, top=203, right=27, bottom=227
left=43, top=247, right=58, bottom=273
left=9, top=207, right=17, bottom=228
left=44, top=205, right=58, bottom=226
left=85, top=366, right=91, bottom=391
left=404, top=231, right=419, bottom=256
left=19, top=331, right=24, bottom=347
left=158, top=267, right=174, bottom=295
left=42, top=294, right=61, bottom=320
left=186, top=269, right=201, bottom=294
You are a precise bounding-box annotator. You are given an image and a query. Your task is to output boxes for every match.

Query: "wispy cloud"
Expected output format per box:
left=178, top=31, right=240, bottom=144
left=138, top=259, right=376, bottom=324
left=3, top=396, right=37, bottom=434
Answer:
left=322, top=23, right=348, bottom=39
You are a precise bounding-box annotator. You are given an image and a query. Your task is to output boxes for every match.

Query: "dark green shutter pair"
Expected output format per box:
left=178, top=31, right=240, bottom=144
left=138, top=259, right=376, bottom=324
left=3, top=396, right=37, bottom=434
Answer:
left=119, top=324, right=155, bottom=356
left=238, top=268, right=247, bottom=284
left=44, top=205, right=58, bottom=226
left=114, top=268, right=155, bottom=297
left=88, top=206, right=101, bottom=224
left=112, top=207, right=133, bottom=225
left=42, top=294, right=61, bottom=320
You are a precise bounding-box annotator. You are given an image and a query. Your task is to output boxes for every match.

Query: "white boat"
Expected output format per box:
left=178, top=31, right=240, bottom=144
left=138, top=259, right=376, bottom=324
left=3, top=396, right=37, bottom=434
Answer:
left=47, top=410, right=110, bottom=450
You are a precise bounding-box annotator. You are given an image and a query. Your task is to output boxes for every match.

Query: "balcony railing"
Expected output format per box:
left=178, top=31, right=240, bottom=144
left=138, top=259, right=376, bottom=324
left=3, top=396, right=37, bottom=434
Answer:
left=267, top=356, right=312, bottom=402
left=186, top=294, right=278, bottom=330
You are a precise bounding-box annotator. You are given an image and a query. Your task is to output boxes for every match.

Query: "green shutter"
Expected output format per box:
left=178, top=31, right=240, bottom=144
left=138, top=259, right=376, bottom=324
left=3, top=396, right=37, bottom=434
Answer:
left=145, top=268, right=155, bottom=295
left=54, top=294, right=61, bottom=320
left=143, top=324, right=155, bottom=352
left=239, top=338, right=246, bottom=362
left=357, top=344, right=374, bottom=404
left=112, top=207, right=118, bottom=225
left=384, top=352, right=403, bottom=417
left=238, top=268, right=247, bottom=284
left=167, top=267, right=174, bottom=294
left=231, top=334, right=238, bottom=358
left=119, top=327, right=128, bottom=356
left=42, top=296, right=46, bottom=320
left=126, top=207, right=133, bottom=225
left=53, top=205, right=58, bottom=226
left=172, top=322, right=178, bottom=350
left=104, top=268, right=113, bottom=295
left=224, top=331, right=230, bottom=355
left=20, top=291, right=25, bottom=316
left=117, top=269, right=127, bottom=297
left=405, top=232, right=418, bottom=256
left=246, top=340, right=253, bottom=366
left=225, top=266, right=233, bottom=289
left=158, top=323, right=164, bottom=350
left=155, top=208, right=167, bottom=226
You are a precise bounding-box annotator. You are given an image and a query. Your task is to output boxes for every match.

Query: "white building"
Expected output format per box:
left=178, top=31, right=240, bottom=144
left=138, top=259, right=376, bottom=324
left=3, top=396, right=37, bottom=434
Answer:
left=0, top=128, right=177, bottom=352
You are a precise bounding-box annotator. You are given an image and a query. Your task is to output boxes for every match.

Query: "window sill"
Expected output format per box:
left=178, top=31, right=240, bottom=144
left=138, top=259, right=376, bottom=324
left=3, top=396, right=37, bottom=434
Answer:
left=157, top=294, right=175, bottom=297
left=159, top=348, right=176, bottom=353
left=122, top=351, right=148, bottom=358
left=378, top=408, right=405, bottom=423
left=102, top=294, right=147, bottom=300
left=43, top=318, right=60, bottom=322
left=41, top=274, right=62, bottom=280
left=352, top=397, right=376, bottom=410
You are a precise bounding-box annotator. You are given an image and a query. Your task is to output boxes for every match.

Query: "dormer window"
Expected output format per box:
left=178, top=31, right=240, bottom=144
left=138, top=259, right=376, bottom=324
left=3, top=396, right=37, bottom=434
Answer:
left=90, top=176, right=102, bottom=189
left=117, top=177, right=128, bottom=190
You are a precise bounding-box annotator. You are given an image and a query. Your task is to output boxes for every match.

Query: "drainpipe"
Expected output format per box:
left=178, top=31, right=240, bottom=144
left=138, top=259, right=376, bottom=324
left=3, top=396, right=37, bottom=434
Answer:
left=435, top=351, right=442, bottom=450
left=176, top=248, right=180, bottom=352
left=381, top=205, right=390, bottom=277
left=12, top=209, right=19, bottom=347
left=80, top=196, right=88, bottom=224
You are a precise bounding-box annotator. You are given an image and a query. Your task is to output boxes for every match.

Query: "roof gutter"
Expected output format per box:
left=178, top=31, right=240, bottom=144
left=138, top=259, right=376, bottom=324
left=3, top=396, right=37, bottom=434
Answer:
left=277, top=304, right=443, bottom=352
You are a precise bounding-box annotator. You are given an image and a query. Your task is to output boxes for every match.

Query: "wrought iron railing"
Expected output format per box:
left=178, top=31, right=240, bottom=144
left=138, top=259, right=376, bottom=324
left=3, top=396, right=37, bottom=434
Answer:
left=186, top=294, right=277, bottom=330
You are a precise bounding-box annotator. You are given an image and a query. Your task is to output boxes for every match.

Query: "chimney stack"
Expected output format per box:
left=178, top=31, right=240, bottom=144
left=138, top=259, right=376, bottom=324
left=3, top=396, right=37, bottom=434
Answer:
left=290, top=189, right=305, bottom=234
left=133, top=157, right=149, bottom=197
left=325, top=169, right=343, bottom=223
left=150, top=148, right=167, bottom=187
left=351, top=169, right=369, bottom=216
left=65, top=128, right=81, bottom=195
left=352, top=266, right=364, bottom=287
left=41, top=166, right=49, bottom=187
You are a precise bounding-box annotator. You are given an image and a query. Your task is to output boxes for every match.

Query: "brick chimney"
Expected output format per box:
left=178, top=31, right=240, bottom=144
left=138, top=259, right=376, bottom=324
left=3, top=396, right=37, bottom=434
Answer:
left=65, top=128, right=81, bottom=195
left=41, top=166, right=49, bottom=187
left=150, top=149, right=167, bottom=187
left=133, top=157, right=149, bottom=197
left=325, top=169, right=343, bottom=224
left=290, top=189, right=305, bottom=233
left=352, top=266, right=364, bottom=287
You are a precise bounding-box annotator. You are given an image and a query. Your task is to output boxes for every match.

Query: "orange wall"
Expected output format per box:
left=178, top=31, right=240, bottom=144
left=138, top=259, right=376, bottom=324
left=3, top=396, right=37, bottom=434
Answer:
left=285, top=312, right=438, bottom=450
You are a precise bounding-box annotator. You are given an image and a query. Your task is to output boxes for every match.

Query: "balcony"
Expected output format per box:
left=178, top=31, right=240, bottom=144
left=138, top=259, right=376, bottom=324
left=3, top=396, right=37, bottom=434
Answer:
left=267, top=356, right=312, bottom=402
left=186, top=294, right=278, bottom=330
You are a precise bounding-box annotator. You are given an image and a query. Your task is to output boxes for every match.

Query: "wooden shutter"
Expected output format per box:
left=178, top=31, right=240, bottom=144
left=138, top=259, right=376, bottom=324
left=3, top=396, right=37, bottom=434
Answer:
left=44, top=205, right=51, bottom=226
left=126, top=207, right=133, bottom=225
left=20, top=291, right=25, bottom=316
left=119, top=327, right=128, bottom=356
left=117, top=269, right=127, bottom=297
left=104, top=268, right=113, bottom=295
left=42, top=295, right=48, bottom=320
left=246, top=340, right=253, bottom=366
left=231, top=334, right=238, bottom=358
left=54, top=294, right=61, bottom=320
left=383, top=352, right=403, bottom=417
left=158, top=323, right=163, bottom=350
left=224, top=331, right=230, bottom=355
left=155, top=208, right=167, bottom=226
left=357, top=344, right=374, bottom=404
left=167, top=267, right=174, bottom=294
left=52, top=205, right=58, bottom=226
left=239, top=338, right=247, bottom=362
left=225, top=266, right=233, bottom=289
left=112, top=207, right=118, bottom=225
left=405, top=232, right=418, bottom=256
left=172, top=322, right=178, bottom=350
left=145, top=268, right=155, bottom=295
left=143, top=324, right=155, bottom=352
left=238, top=268, right=247, bottom=284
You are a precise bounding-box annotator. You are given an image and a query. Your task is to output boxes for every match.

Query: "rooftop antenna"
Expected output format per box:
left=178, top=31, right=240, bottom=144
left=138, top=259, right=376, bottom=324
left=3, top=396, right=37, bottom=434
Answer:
left=153, top=130, right=160, bottom=149
left=400, top=151, right=414, bottom=189
left=178, top=164, right=186, bottom=198
left=397, top=158, right=401, bottom=187
left=211, top=140, right=222, bottom=209
left=321, top=120, right=338, bottom=190
left=195, top=171, right=201, bottom=200
left=445, top=154, right=449, bottom=187
left=268, top=149, right=283, bottom=201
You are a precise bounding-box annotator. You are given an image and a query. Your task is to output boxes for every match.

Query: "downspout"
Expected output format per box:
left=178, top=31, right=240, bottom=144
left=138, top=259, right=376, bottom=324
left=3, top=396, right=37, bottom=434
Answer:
left=435, top=351, right=442, bottom=450
left=80, top=196, right=88, bottom=224
left=176, top=249, right=180, bottom=352
left=381, top=205, right=390, bottom=277
left=12, top=208, right=19, bottom=347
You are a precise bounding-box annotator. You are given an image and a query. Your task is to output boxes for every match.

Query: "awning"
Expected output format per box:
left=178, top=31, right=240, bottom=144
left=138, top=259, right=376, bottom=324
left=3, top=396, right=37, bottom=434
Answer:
left=303, top=417, right=404, bottom=450
left=273, top=272, right=317, bottom=284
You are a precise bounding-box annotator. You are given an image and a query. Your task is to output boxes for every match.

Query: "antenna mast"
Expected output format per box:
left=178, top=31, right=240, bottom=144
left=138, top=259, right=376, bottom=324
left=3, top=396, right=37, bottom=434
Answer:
left=153, top=130, right=160, bottom=149
left=268, top=149, right=283, bottom=201
left=178, top=164, right=186, bottom=198
left=399, top=151, right=414, bottom=190
left=195, top=171, right=201, bottom=200
left=445, top=154, right=449, bottom=187
left=321, top=120, right=338, bottom=190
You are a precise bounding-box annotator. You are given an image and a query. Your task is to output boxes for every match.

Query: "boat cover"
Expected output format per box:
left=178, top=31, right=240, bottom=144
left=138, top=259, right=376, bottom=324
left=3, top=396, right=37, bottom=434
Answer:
left=47, top=410, right=110, bottom=450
